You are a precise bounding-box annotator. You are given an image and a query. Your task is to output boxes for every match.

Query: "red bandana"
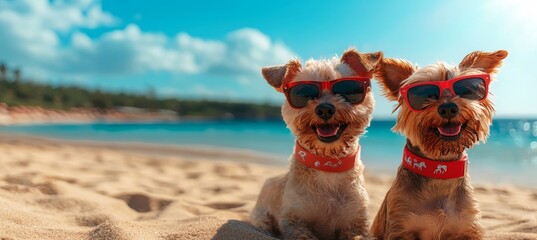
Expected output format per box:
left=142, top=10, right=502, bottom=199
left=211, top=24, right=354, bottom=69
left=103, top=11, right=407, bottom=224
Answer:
left=402, top=147, right=468, bottom=179
left=294, top=142, right=359, bottom=173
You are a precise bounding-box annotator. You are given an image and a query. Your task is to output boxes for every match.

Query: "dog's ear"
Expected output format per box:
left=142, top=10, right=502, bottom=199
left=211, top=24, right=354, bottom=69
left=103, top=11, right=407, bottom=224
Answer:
left=341, top=48, right=383, bottom=78
left=459, top=50, right=508, bottom=75
left=261, top=58, right=301, bottom=92
left=374, top=58, right=416, bottom=101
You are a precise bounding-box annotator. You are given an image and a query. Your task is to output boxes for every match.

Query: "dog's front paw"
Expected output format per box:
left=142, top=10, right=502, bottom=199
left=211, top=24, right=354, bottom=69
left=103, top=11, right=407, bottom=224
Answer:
left=282, top=227, right=318, bottom=240
left=338, top=235, right=373, bottom=240
left=284, top=234, right=318, bottom=240
left=339, top=233, right=374, bottom=240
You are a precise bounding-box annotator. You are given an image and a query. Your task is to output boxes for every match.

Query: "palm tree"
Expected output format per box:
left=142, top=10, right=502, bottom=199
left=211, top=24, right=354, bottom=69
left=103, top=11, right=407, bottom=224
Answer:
left=0, top=63, right=6, bottom=80
left=13, top=68, right=21, bottom=82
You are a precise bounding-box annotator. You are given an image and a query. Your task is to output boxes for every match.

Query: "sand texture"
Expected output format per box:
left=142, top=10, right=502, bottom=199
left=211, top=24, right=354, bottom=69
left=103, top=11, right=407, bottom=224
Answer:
left=0, top=136, right=535, bottom=239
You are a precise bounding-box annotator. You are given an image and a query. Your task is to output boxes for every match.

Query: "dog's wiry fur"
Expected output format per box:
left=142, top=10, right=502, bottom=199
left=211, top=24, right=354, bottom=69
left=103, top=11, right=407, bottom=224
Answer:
left=371, top=50, right=508, bottom=240
left=250, top=48, right=382, bottom=240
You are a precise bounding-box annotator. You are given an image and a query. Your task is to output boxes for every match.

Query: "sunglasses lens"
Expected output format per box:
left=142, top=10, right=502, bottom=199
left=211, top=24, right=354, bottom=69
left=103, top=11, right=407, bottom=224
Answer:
left=288, top=84, right=319, bottom=108
left=453, top=77, right=487, bottom=100
left=332, top=80, right=366, bottom=104
left=407, top=85, right=440, bottom=110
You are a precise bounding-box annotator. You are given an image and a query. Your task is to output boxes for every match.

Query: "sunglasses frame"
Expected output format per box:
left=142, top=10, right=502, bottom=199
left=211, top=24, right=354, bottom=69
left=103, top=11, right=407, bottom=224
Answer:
left=281, top=77, right=371, bottom=109
left=399, top=73, right=491, bottom=111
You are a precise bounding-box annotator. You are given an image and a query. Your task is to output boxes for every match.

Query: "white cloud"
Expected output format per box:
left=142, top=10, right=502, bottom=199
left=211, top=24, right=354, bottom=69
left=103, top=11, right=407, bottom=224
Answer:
left=0, top=0, right=296, bottom=83
left=0, top=0, right=117, bottom=75
left=0, top=0, right=116, bottom=32
left=58, top=24, right=189, bottom=75
left=206, top=28, right=296, bottom=76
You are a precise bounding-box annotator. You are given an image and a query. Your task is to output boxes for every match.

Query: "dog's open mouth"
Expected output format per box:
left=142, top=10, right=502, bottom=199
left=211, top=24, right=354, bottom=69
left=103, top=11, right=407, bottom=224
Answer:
left=433, top=122, right=467, bottom=140
left=313, top=124, right=347, bottom=143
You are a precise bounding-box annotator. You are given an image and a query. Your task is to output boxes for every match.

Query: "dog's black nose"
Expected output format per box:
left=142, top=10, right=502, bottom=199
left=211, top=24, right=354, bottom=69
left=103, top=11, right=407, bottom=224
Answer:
left=437, top=102, right=459, bottom=119
left=315, top=103, right=335, bottom=120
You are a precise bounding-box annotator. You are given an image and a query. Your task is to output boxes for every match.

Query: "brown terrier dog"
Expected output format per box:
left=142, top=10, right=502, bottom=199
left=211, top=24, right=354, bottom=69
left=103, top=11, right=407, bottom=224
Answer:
left=371, top=50, right=508, bottom=240
left=250, top=48, right=382, bottom=240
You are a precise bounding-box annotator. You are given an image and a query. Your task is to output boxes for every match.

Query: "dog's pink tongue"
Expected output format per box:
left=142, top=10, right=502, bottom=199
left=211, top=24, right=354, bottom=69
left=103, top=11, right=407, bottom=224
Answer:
left=316, top=125, right=339, bottom=137
left=438, top=124, right=462, bottom=136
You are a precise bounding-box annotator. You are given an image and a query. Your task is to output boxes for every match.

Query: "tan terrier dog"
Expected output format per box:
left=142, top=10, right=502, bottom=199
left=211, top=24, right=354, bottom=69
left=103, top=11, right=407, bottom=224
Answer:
left=371, top=50, right=508, bottom=240
left=250, top=48, right=382, bottom=240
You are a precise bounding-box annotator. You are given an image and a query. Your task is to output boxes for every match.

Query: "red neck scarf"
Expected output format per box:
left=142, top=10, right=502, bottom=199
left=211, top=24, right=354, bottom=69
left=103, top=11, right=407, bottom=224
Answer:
left=294, top=142, right=359, bottom=173
left=402, top=146, right=468, bottom=179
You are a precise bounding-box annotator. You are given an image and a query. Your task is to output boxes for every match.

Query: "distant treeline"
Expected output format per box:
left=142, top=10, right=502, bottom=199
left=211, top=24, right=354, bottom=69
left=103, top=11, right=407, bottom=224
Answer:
left=0, top=64, right=281, bottom=120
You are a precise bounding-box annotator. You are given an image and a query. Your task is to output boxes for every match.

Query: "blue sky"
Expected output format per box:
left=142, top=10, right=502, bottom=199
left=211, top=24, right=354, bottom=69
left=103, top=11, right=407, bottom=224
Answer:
left=0, top=0, right=535, bottom=118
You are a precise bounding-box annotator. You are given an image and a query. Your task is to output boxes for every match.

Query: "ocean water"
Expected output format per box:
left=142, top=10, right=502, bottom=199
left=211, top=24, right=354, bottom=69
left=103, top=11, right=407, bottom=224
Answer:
left=0, top=119, right=536, bottom=187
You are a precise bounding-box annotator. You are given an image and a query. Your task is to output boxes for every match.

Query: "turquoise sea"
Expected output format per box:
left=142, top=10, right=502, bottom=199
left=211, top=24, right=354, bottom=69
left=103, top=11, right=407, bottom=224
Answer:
left=0, top=119, right=536, bottom=187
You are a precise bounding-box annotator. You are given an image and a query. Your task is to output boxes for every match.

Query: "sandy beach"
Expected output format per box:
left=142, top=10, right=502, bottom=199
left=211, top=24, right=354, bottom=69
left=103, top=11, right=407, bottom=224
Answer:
left=0, top=105, right=178, bottom=125
left=0, top=135, right=535, bottom=239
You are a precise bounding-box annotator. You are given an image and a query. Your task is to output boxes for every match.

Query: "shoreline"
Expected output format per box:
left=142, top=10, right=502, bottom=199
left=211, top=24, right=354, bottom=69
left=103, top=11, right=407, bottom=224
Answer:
left=0, top=104, right=286, bottom=126
left=0, top=105, right=179, bottom=126
left=0, top=133, right=286, bottom=166
left=1, top=132, right=535, bottom=189
left=2, top=131, right=537, bottom=189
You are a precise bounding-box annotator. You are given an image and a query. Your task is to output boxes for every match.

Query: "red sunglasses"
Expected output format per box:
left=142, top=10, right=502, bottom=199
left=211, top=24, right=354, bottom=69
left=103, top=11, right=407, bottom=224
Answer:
left=399, top=74, right=491, bottom=111
left=281, top=77, right=371, bottom=109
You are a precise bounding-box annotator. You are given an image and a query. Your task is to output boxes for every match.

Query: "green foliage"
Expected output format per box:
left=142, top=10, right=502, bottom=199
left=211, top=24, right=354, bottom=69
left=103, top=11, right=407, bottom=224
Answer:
left=0, top=64, right=281, bottom=120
